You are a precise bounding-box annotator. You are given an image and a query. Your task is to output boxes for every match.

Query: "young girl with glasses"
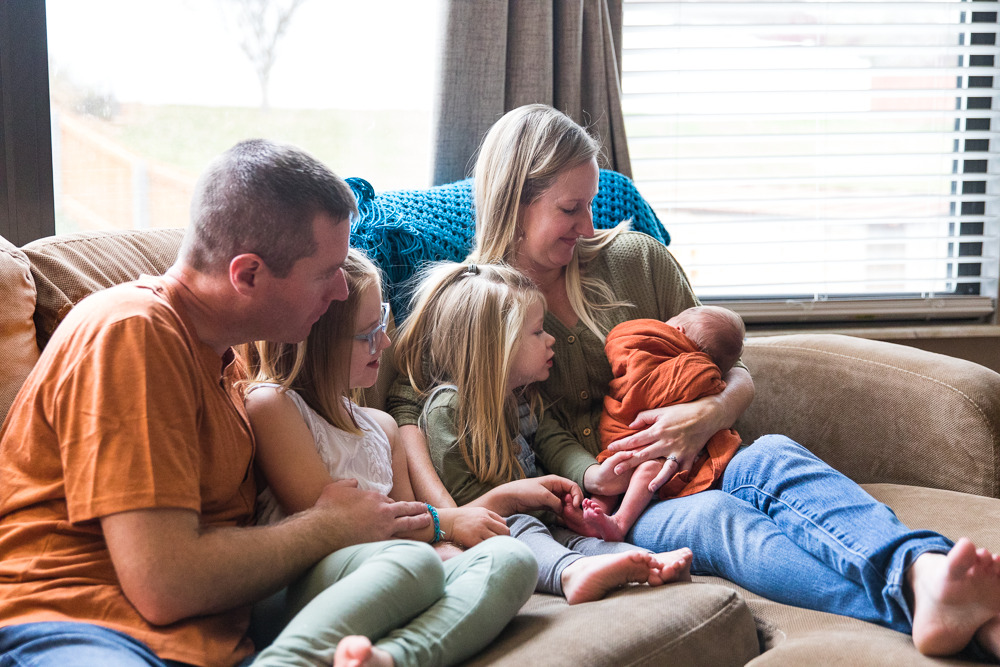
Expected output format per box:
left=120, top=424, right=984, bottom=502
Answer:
left=239, top=249, right=537, bottom=667
left=394, top=261, right=693, bottom=605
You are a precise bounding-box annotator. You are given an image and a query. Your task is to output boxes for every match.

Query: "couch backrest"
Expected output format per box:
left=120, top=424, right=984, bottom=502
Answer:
left=22, top=228, right=187, bottom=350
left=0, top=236, right=41, bottom=424
left=1, top=227, right=401, bottom=425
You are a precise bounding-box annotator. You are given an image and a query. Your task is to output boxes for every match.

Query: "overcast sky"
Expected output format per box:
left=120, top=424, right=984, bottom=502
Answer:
left=46, top=0, right=441, bottom=110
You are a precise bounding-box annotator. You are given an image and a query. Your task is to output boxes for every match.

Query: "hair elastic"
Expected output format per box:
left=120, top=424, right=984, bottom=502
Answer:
left=426, top=504, right=444, bottom=543
left=464, top=264, right=480, bottom=276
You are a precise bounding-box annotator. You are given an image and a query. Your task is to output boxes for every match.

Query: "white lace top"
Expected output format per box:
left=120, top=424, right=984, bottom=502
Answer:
left=250, top=383, right=394, bottom=526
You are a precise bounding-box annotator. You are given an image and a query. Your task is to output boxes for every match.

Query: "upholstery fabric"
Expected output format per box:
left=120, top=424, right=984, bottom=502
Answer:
left=738, top=334, right=1000, bottom=499
left=697, top=483, right=1000, bottom=666
left=22, top=229, right=185, bottom=349
left=432, top=0, right=630, bottom=185
left=347, top=171, right=667, bottom=320
left=460, top=582, right=759, bottom=667
left=0, top=236, right=39, bottom=425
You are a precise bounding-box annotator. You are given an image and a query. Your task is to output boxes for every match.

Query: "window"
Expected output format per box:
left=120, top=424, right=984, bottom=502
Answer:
left=623, top=0, right=999, bottom=323
left=45, top=0, right=440, bottom=235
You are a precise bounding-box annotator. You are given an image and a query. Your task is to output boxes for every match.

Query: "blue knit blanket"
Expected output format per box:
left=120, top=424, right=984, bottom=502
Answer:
left=347, top=170, right=668, bottom=320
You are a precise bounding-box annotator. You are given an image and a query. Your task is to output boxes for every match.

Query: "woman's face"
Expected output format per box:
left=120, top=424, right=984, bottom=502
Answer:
left=348, top=283, right=390, bottom=390
left=517, top=157, right=599, bottom=275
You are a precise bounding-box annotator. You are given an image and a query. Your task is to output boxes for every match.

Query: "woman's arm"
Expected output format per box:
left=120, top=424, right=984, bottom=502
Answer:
left=603, top=366, right=755, bottom=491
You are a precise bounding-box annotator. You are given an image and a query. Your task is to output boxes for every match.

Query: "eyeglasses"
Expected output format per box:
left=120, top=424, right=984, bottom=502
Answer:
left=354, top=302, right=390, bottom=355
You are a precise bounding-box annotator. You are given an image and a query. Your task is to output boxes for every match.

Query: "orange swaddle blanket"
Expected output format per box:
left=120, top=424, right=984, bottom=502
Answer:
left=598, top=319, right=742, bottom=500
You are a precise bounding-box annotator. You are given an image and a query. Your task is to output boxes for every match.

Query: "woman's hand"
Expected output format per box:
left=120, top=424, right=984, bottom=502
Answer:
left=437, top=506, right=509, bottom=548
left=582, top=452, right=635, bottom=496
left=470, top=476, right=584, bottom=517
left=604, top=367, right=754, bottom=492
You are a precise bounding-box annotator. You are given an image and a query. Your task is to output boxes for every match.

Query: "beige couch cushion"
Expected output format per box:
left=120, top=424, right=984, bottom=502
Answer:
left=22, top=228, right=185, bottom=349
left=699, top=483, right=1000, bottom=666
left=0, top=236, right=40, bottom=425
left=739, top=335, right=1000, bottom=498
left=462, top=581, right=759, bottom=667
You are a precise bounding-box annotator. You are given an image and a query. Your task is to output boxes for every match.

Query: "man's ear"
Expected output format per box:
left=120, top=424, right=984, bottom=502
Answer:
left=230, top=254, right=265, bottom=296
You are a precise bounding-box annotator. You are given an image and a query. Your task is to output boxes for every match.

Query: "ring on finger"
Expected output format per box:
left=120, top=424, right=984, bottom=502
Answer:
left=666, top=455, right=678, bottom=463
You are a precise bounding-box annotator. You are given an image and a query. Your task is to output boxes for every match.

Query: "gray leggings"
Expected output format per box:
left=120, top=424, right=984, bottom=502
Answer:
left=506, top=514, right=649, bottom=597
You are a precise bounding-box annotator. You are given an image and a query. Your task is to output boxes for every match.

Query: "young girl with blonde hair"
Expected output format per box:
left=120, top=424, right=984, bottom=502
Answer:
left=394, top=261, right=692, bottom=604
left=240, top=249, right=537, bottom=667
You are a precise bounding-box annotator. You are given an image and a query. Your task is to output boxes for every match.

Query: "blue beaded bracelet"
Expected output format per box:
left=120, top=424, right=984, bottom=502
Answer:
left=426, top=503, right=444, bottom=543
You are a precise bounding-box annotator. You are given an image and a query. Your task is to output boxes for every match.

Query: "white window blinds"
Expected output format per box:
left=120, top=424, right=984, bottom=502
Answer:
left=622, top=0, right=999, bottom=322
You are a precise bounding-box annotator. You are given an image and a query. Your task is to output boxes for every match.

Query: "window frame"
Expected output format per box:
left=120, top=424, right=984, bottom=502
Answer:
left=0, top=0, right=55, bottom=247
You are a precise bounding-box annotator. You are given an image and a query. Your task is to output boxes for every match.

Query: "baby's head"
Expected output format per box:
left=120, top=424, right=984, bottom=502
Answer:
left=665, top=306, right=745, bottom=374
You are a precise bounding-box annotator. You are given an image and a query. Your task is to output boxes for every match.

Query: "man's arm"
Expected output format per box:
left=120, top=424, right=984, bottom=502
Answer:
left=102, top=482, right=429, bottom=626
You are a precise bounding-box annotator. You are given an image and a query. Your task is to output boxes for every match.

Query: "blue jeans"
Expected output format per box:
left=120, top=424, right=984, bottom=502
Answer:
left=628, top=434, right=953, bottom=633
left=0, top=622, right=257, bottom=667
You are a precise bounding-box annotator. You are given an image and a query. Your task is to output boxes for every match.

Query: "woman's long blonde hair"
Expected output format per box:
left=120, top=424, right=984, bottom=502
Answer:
left=394, top=262, right=544, bottom=486
left=469, top=103, right=630, bottom=342
left=239, top=249, right=382, bottom=435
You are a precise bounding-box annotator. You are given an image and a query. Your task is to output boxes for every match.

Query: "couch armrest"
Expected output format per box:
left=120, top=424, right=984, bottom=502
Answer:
left=736, top=334, right=1000, bottom=498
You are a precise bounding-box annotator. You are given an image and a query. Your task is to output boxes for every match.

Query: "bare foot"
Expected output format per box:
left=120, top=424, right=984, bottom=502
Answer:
left=648, top=548, right=693, bottom=586
left=910, top=538, right=1000, bottom=656
left=334, top=636, right=394, bottom=667
left=561, top=496, right=628, bottom=542
left=561, top=551, right=659, bottom=605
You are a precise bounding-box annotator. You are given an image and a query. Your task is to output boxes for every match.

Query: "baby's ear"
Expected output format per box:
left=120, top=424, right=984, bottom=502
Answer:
left=672, top=324, right=685, bottom=334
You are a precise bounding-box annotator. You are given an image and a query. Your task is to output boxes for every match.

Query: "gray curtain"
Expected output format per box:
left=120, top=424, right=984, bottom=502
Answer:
left=431, top=0, right=631, bottom=186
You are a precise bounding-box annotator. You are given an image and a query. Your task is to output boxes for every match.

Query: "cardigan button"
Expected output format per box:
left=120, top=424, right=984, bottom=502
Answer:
left=567, top=335, right=576, bottom=344
left=580, top=391, right=588, bottom=400
left=583, top=428, right=592, bottom=436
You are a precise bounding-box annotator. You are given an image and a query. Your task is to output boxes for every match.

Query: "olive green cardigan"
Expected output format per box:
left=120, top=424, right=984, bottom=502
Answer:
left=388, top=232, right=732, bottom=490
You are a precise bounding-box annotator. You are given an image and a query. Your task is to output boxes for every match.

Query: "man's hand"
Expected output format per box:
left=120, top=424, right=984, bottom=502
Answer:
left=311, top=481, right=431, bottom=546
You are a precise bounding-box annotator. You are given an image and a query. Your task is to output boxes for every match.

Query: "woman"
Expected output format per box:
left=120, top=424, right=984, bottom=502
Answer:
left=387, top=103, right=1000, bottom=658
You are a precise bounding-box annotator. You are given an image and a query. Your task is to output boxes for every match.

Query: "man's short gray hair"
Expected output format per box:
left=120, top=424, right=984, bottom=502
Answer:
left=182, top=139, right=358, bottom=278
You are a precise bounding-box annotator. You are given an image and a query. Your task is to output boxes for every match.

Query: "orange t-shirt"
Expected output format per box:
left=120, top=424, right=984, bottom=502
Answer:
left=0, top=277, right=257, bottom=667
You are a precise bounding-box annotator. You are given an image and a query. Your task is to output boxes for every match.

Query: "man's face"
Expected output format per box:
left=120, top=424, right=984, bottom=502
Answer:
left=263, top=213, right=350, bottom=343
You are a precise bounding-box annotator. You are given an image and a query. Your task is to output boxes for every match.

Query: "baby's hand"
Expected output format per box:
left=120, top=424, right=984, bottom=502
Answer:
left=583, top=451, right=635, bottom=496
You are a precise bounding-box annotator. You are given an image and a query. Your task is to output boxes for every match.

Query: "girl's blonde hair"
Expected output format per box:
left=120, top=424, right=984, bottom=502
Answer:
left=394, top=262, right=544, bottom=486
left=468, top=103, right=630, bottom=342
left=240, top=248, right=382, bottom=435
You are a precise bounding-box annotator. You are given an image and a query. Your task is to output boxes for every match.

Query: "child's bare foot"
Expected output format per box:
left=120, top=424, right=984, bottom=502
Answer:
left=561, top=551, right=659, bottom=605
left=334, top=636, right=394, bottom=667
left=648, top=548, right=693, bottom=586
left=910, top=538, right=1000, bottom=657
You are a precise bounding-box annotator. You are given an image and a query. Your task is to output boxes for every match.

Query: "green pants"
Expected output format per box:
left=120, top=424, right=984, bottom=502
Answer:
left=251, top=537, right=536, bottom=667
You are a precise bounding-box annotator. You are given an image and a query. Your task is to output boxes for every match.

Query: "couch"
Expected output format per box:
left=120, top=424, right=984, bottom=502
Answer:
left=3, top=222, right=1000, bottom=667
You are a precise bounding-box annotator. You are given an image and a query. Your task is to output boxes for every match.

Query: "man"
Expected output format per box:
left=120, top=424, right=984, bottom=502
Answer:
left=0, top=140, right=430, bottom=667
